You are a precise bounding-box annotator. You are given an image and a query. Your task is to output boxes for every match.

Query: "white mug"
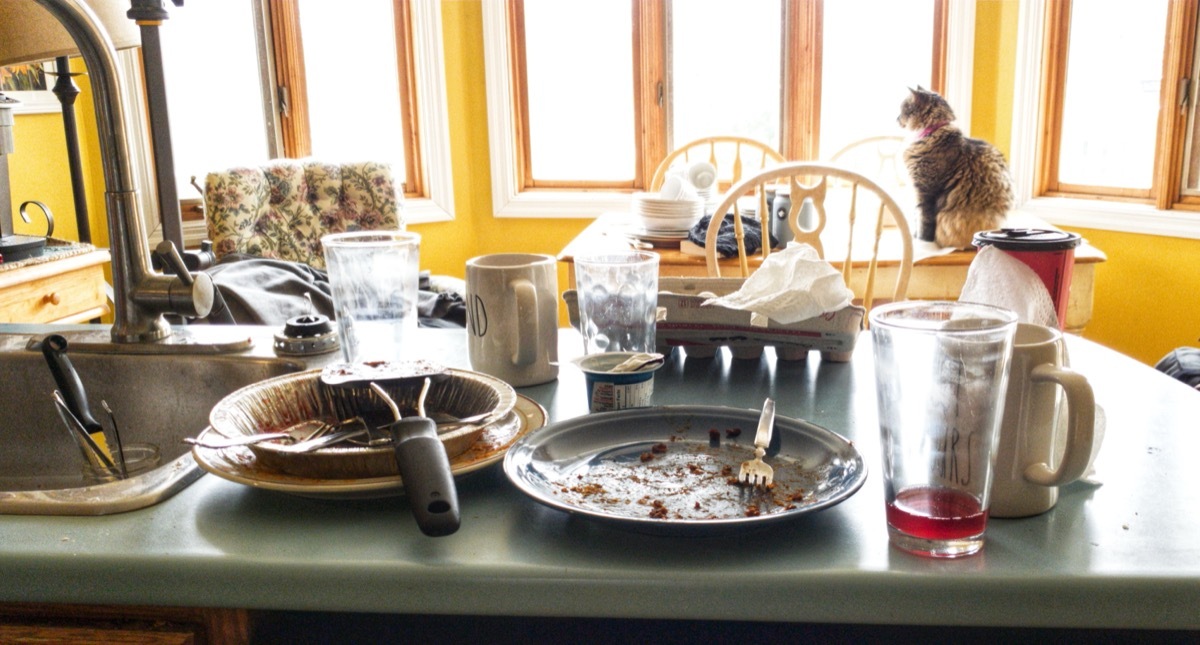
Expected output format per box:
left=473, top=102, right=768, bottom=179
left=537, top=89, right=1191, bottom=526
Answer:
left=990, top=323, right=1095, bottom=518
left=465, top=253, right=559, bottom=387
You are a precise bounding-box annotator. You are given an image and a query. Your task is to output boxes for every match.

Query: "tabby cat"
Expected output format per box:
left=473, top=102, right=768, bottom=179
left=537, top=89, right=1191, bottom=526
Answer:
left=897, top=87, right=1014, bottom=248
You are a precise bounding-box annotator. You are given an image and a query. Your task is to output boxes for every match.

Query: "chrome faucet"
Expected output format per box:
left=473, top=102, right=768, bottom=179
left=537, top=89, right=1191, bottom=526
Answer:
left=35, top=0, right=214, bottom=343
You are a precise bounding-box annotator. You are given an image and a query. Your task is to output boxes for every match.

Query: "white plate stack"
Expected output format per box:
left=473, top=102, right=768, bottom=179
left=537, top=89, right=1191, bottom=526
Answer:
left=630, top=192, right=704, bottom=240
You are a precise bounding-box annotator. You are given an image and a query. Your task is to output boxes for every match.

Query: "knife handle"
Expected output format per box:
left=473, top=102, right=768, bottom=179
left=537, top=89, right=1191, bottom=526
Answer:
left=42, top=334, right=106, bottom=439
left=390, top=418, right=460, bottom=537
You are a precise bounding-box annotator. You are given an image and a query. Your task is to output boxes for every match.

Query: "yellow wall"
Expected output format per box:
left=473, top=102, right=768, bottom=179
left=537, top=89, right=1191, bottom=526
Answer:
left=8, top=60, right=108, bottom=249
left=9, top=1, right=1199, bottom=366
left=411, top=1, right=588, bottom=299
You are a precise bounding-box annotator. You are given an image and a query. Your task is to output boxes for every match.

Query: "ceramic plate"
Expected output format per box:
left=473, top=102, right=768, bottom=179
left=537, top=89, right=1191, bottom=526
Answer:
left=626, top=226, right=691, bottom=243
left=193, top=394, right=547, bottom=499
left=503, top=405, right=866, bottom=534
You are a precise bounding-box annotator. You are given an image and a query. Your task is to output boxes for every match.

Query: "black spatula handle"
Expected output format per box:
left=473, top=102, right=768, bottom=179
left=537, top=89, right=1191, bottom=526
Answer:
left=389, top=417, right=460, bottom=537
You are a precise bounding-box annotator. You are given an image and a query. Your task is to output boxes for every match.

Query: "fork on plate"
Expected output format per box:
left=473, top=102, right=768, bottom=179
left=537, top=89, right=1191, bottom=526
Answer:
left=738, top=397, right=775, bottom=488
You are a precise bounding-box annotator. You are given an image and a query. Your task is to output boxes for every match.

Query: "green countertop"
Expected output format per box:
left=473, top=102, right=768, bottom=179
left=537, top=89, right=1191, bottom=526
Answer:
left=0, top=326, right=1197, bottom=631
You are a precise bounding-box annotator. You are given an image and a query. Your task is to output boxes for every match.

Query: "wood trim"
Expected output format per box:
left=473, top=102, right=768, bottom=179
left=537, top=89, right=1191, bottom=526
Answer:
left=268, top=0, right=311, bottom=157
left=394, top=0, right=425, bottom=197
left=0, top=603, right=249, bottom=645
left=635, top=0, right=667, bottom=190
left=508, top=0, right=534, bottom=190
left=1035, top=0, right=1070, bottom=196
left=930, top=0, right=949, bottom=93
left=1154, top=0, right=1197, bottom=209
left=782, top=0, right=821, bottom=160
left=1046, top=184, right=1152, bottom=201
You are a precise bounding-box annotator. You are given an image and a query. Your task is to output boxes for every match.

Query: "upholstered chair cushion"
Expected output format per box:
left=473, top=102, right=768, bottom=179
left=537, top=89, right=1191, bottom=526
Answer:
left=204, top=159, right=404, bottom=270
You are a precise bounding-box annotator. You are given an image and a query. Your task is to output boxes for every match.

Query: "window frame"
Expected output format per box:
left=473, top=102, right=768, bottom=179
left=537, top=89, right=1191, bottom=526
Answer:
left=130, top=0, right=454, bottom=249
left=1012, top=0, right=1200, bottom=239
left=484, top=0, right=974, bottom=219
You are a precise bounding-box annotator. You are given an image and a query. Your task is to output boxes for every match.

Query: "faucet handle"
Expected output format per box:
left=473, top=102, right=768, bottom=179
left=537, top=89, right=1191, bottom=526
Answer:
left=154, top=240, right=195, bottom=285
left=150, top=240, right=214, bottom=319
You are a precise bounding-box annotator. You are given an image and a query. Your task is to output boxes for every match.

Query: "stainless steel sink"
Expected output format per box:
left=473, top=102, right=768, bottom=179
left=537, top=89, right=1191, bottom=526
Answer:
left=0, top=330, right=308, bottom=515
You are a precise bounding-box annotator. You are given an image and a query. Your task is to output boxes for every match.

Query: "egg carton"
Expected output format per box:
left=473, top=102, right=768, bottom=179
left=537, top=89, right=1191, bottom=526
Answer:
left=654, top=277, right=864, bottom=362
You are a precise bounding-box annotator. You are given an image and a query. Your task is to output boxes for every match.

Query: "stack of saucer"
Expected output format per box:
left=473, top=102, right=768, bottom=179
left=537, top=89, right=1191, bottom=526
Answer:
left=630, top=192, right=704, bottom=240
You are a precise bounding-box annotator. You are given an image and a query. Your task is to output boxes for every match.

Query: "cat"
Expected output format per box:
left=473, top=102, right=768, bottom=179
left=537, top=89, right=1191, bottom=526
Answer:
left=897, top=86, right=1014, bottom=248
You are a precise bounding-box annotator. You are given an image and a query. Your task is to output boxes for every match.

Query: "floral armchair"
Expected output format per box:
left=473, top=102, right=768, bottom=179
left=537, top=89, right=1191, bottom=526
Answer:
left=204, top=158, right=404, bottom=271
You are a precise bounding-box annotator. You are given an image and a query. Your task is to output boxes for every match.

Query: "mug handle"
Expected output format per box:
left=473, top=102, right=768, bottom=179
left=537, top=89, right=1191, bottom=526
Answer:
left=1023, top=364, right=1096, bottom=486
left=511, top=278, right=538, bottom=366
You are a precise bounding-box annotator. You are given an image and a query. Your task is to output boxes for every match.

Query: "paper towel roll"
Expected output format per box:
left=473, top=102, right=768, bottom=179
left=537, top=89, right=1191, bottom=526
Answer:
left=960, top=246, right=1058, bottom=327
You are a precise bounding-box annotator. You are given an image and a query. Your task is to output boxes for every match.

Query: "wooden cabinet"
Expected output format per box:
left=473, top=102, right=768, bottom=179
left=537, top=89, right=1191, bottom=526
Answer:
left=0, top=249, right=111, bottom=323
left=0, top=604, right=248, bottom=644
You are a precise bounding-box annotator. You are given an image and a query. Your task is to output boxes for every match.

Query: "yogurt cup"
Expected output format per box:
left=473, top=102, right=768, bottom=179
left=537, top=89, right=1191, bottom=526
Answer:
left=576, top=352, right=663, bottom=413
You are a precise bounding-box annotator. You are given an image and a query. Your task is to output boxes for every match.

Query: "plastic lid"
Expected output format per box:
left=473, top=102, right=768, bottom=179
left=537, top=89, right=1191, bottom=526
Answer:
left=972, top=228, right=1081, bottom=251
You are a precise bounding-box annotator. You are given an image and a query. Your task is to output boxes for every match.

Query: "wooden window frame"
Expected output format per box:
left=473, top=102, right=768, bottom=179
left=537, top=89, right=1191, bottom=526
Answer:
left=267, top=0, right=425, bottom=199
left=1036, top=0, right=1198, bottom=211
left=507, top=0, right=947, bottom=194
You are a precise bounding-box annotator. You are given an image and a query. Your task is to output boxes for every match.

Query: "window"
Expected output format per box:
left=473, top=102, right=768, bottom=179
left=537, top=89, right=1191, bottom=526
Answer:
left=487, top=0, right=972, bottom=218
left=1013, top=0, right=1200, bottom=237
left=134, top=0, right=451, bottom=246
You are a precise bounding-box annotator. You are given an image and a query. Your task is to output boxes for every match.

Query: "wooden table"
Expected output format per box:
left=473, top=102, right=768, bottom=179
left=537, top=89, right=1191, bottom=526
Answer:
left=558, top=213, right=1106, bottom=333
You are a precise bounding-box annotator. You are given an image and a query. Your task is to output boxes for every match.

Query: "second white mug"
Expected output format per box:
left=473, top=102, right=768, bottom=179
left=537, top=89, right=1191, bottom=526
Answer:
left=990, top=323, right=1095, bottom=518
left=465, top=253, right=559, bottom=387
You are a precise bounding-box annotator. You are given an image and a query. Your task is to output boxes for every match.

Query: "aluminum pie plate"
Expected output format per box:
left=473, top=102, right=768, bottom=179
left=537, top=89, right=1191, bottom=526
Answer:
left=503, top=405, right=866, bottom=535
left=207, top=366, right=517, bottom=480
left=194, top=394, right=546, bottom=499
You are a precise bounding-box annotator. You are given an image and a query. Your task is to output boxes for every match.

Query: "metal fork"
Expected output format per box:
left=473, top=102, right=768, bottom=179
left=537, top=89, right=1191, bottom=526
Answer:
left=738, top=398, right=776, bottom=488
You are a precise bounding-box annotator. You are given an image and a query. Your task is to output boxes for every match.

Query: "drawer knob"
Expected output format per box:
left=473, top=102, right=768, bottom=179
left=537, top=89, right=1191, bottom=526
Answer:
left=44, top=292, right=61, bottom=306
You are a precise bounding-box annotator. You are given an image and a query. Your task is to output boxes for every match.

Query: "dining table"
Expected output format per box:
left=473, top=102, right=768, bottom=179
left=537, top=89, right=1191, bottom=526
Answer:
left=558, top=211, right=1107, bottom=334
left=0, top=323, right=1195, bottom=641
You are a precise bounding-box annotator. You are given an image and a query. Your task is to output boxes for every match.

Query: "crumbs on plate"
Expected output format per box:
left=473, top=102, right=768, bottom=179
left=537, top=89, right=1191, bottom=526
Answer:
left=548, top=433, right=814, bottom=521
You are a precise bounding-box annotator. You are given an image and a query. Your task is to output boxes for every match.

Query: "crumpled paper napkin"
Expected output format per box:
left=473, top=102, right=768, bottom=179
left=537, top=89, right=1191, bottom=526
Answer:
left=960, top=245, right=1058, bottom=327
left=701, top=242, right=854, bottom=324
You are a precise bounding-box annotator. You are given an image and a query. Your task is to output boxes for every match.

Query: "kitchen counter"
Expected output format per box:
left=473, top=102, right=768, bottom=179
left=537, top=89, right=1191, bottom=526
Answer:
left=0, top=325, right=1197, bottom=635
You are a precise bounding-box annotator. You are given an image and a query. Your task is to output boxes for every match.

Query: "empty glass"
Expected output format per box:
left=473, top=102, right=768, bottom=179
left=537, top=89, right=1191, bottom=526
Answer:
left=574, top=252, right=659, bottom=355
left=322, top=231, right=421, bottom=365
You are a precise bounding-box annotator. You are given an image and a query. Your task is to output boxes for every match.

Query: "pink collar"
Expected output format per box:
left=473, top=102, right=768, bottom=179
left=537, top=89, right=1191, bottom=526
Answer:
left=918, top=121, right=949, bottom=138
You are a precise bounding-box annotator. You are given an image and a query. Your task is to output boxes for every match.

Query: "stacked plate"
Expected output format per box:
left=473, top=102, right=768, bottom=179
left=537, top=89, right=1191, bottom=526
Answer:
left=630, top=192, right=704, bottom=240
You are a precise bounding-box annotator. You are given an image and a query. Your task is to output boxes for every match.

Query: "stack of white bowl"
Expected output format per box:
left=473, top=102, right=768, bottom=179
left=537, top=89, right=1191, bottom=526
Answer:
left=631, top=192, right=704, bottom=238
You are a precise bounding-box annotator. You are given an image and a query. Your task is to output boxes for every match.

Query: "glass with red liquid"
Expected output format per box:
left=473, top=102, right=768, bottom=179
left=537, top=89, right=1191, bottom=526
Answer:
left=870, top=301, right=1017, bottom=558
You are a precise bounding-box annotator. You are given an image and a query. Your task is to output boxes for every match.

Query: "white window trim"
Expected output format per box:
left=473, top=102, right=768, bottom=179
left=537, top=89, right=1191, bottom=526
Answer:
left=1011, top=0, right=1200, bottom=240
left=481, top=1, right=629, bottom=218
left=129, top=0, right=452, bottom=249
left=483, top=2, right=976, bottom=219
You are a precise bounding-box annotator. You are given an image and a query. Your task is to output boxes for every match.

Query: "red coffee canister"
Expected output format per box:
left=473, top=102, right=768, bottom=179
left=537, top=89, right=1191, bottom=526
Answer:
left=972, top=228, right=1082, bottom=330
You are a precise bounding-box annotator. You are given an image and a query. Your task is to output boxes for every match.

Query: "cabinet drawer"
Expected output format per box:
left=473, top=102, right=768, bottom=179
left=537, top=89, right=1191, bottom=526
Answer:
left=0, top=263, right=109, bottom=324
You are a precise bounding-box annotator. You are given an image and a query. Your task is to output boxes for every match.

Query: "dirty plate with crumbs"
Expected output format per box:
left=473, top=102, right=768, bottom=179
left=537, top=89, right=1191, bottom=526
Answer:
left=502, top=405, right=866, bottom=535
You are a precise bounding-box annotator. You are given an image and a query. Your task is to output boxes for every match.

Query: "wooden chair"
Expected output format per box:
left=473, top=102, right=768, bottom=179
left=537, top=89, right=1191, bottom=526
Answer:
left=827, top=135, right=910, bottom=200
left=649, top=136, right=785, bottom=194
left=703, top=162, right=913, bottom=313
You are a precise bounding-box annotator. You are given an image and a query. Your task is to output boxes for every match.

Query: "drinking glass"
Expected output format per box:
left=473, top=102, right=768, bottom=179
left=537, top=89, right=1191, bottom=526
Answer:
left=870, top=300, right=1017, bottom=557
left=322, top=231, right=421, bottom=364
left=574, top=252, right=659, bottom=355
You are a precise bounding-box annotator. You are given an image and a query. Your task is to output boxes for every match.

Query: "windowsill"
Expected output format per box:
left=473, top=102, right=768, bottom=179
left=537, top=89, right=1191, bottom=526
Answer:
left=493, top=190, right=633, bottom=219
left=1018, top=196, right=1200, bottom=240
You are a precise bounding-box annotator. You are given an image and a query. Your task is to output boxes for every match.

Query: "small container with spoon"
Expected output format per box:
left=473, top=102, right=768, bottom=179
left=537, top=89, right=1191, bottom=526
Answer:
left=573, top=352, right=665, bottom=413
